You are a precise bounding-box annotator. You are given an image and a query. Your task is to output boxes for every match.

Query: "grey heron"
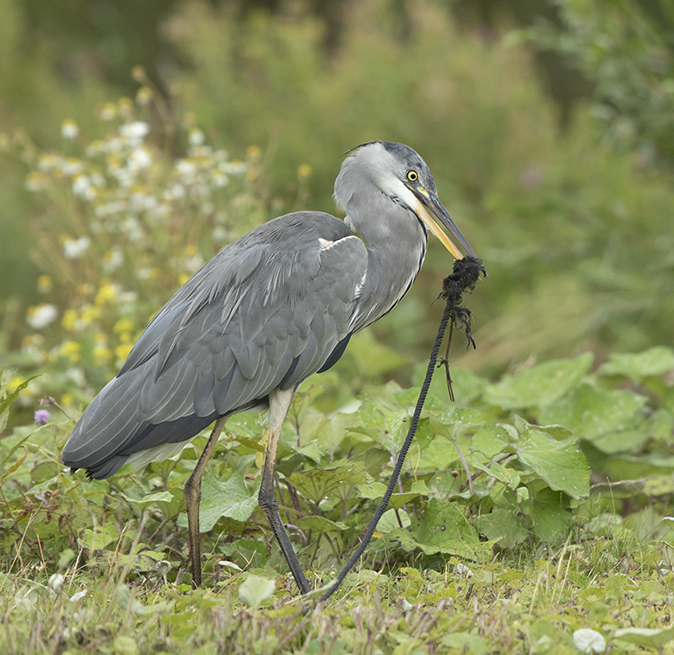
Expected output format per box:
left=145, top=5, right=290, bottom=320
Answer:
left=62, top=141, right=476, bottom=592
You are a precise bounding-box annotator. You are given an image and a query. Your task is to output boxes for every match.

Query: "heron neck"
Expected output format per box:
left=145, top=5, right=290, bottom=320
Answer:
left=345, top=202, right=428, bottom=329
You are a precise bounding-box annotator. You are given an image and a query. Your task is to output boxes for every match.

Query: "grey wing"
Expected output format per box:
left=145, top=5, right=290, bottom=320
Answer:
left=62, top=212, right=368, bottom=478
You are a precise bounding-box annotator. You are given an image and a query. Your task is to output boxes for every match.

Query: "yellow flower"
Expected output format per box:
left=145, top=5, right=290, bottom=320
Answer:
left=62, top=309, right=78, bottom=332
left=115, top=343, right=133, bottom=362
left=61, top=393, right=74, bottom=407
left=81, top=304, right=101, bottom=324
left=93, top=345, right=112, bottom=366
left=179, top=274, right=190, bottom=285
left=184, top=244, right=199, bottom=257
left=96, top=283, right=118, bottom=306
left=8, top=376, right=25, bottom=394
left=60, top=340, right=81, bottom=363
left=298, top=164, right=312, bottom=179
left=113, top=318, right=134, bottom=334
left=37, top=275, right=53, bottom=294
left=247, top=145, right=262, bottom=161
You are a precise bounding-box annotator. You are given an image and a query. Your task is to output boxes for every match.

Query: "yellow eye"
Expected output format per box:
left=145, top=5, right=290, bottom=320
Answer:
left=407, top=170, right=418, bottom=182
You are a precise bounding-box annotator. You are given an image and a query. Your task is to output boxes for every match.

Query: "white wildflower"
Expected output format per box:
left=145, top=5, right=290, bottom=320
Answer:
left=129, top=147, right=152, bottom=169
left=99, top=103, right=117, bottom=121
left=103, top=248, right=124, bottom=272
left=176, top=159, right=197, bottom=178
left=211, top=171, right=229, bottom=188
left=61, top=120, right=79, bottom=140
left=26, top=304, right=58, bottom=329
left=121, top=216, right=144, bottom=241
left=25, top=172, right=47, bottom=192
left=189, top=129, right=205, bottom=146
left=60, top=158, right=84, bottom=177
left=72, top=175, right=96, bottom=200
left=63, top=236, right=91, bottom=259
left=220, top=161, right=246, bottom=175
left=119, top=121, right=150, bottom=141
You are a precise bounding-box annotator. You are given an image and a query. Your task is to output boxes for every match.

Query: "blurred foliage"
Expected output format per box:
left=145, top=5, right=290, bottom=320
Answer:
left=1, top=0, right=674, bottom=372
left=527, top=0, right=674, bottom=163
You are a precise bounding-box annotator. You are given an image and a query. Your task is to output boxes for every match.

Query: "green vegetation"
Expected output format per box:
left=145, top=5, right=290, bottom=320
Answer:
left=2, top=0, right=674, bottom=652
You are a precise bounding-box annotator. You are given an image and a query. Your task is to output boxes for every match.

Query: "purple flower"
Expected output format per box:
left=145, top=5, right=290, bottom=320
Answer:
left=34, top=409, right=50, bottom=425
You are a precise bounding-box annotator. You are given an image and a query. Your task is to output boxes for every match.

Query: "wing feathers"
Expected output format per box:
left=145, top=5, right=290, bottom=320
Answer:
left=64, top=212, right=368, bottom=478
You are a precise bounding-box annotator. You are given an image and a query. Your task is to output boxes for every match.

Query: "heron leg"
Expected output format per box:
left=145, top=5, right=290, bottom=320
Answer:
left=184, top=417, right=227, bottom=588
left=258, top=387, right=311, bottom=594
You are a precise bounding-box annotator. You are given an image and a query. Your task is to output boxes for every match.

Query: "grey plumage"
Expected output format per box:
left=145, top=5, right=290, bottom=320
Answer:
left=62, top=141, right=475, bottom=591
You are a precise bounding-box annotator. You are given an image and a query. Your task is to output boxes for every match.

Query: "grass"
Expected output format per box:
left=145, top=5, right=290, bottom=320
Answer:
left=3, top=536, right=674, bottom=654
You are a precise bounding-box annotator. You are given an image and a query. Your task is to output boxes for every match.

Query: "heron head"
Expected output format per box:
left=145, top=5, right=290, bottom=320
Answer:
left=334, top=141, right=476, bottom=260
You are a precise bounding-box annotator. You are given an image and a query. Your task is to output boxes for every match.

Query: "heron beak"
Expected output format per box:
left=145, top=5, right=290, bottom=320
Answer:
left=410, top=187, right=476, bottom=260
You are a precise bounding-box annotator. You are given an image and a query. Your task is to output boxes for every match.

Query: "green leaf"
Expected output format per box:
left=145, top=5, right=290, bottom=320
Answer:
left=413, top=364, right=487, bottom=411
left=527, top=488, right=571, bottom=541
left=539, top=384, right=647, bottom=441
left=122, top=490, right=175, bottom=506
left=185, top=472, right=258, bottom=532
left=517, top=428, right=590, bottom=499
left=297, top=515, right=347, bottom=535
left=475, top=509, right=527, bottom=547
left=377, top=508, right=410, bottom=533
left=613, top=627, right=674, bottom=648
left=238, top=574, right=276, bottom=608
left=82, top=523, right=118, bottom=551
left=472, top=461, right=520, bottom=489
left=395, top=498, right=490, bottom=560
left=286, top=464, right=366, bottom=504
left=470, top=425, right=510, bottom=459
left=483, top=353, right=593, bottom=409
left=599, top=346, right=674, bottom=381
left=441, top=633, right=489, bottom=655
left=113, top=636, right=138, bottom=655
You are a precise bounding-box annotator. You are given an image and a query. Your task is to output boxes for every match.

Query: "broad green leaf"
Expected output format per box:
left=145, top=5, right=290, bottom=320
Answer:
left=297, top=515, right=347, bottom=535
left=472, top=461, right=520, bottom=489
left=238, top=574, right=275, bottom=608
left=185, top=472, right=258, bottom=532
left=356, top=482, right=422, bottom=510
left=613, top=627, right=674, bottom=648
left=527, top=488, right=571, bottom=541
left=475, top=509, right=527, bottom=547
left=286, top=464, right=366, bottom=504
left=112, top=636, right=138, bottom=655
left=417, top=436, right=458, bottom=470
left=573, top=628, right=606, bottom=653
left=441, top=633, right=489, bottom=655
left=539, top=384, right=647, bottom=441
left=82, top=522, right=118, bottom=551
left=377, top=508, right=410, bottom=533
left=413, top=364, right=487, bottom=410
left=599, top=346, right=674, bottom=381
left=483, top=353, right=593, bottom=410
left=470, top=425, right=510, bottom=458
left=122, top=490, right=174, bottom=506
left=601, top=454, right=674, bottom=480
left=395, top=498, right=489, bottom=559
left=517, top=428, right=590, bottom=499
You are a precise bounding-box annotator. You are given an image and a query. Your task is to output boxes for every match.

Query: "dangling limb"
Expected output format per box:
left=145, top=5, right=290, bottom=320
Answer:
left=258, top=387, right=311, bottom=594
left=184, top=417, right=227, bottom=588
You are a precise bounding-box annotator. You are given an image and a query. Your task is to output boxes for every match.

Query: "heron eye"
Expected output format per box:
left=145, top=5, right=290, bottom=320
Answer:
left=407, top=170, right=418, bottom=182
